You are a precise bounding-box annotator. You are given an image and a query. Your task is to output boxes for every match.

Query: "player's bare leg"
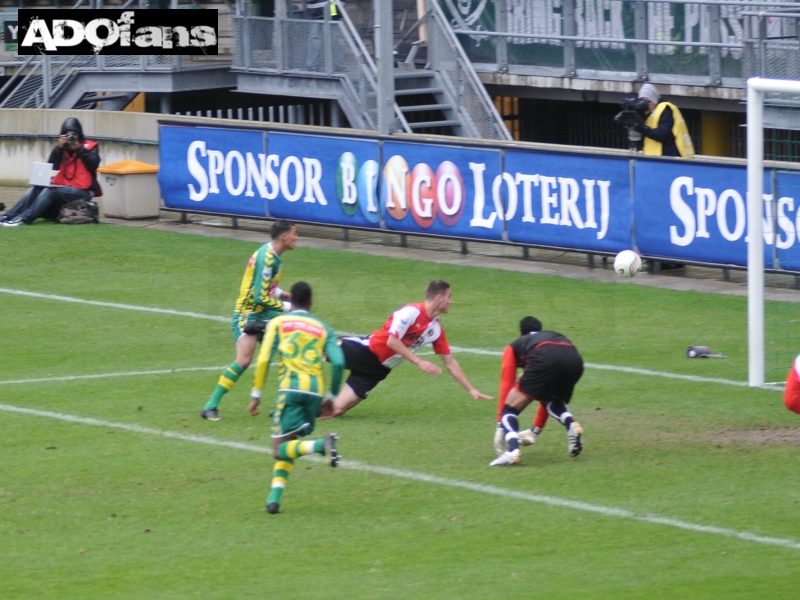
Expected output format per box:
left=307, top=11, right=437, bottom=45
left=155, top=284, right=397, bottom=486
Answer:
left=203, top=333, right=258, bottom=420
left=490, top=388, right=533, bottom=466
left=321, top=384, right=362, bottom=419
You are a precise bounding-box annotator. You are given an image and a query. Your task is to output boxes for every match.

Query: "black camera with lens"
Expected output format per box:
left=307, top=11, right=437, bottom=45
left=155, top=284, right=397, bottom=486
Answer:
left=614, top=97, right=650, bottom=129
left=66, top=132, right=78, bottom=143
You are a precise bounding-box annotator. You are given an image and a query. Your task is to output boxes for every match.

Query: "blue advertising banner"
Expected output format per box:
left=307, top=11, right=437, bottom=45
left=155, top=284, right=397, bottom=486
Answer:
left=265, top=133, right=380, bottom=228
left=381, top=141, right=504, bottom=240
left=504, top=150, right=632, bottom=252
left=634, top=159, right=762, bottom=267
left=158, top=122, right=800, bottom=271
left=773, top=170, right=800, bottom=271
left=159, top=125, right=268, bottom=217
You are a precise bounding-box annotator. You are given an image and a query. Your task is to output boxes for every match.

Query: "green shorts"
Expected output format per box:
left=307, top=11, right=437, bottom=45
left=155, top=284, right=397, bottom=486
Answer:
left=271, top=391, right=323, bottom=439
left=231, top=310, right=281, bottom=343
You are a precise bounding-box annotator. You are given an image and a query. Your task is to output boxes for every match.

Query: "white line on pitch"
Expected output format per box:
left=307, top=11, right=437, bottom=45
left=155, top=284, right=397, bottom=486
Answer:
left=0, top=287, right=229, bottom=322
left=0, top=287, right=779, bottom=391
left=1, top=401, right=798, bottom=552
left=0, top=366, right=227, bottom=386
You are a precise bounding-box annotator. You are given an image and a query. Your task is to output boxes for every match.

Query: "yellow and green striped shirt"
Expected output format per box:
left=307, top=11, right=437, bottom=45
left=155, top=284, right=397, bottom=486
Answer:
left=234, top=242, right=285, bottom=317
left=251, top=310, right=344, bottom=398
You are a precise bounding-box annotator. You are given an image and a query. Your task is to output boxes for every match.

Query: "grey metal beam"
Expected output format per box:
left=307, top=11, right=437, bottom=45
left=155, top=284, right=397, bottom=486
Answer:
left=236, top=72, right=370, bottom=130
left=50, top=69, right=237, bottom=109
left=634, top=1, right=648, bottom=81
left=562, top=0, right=576, bottom=77
left=495, top=0, right=508, bottom=73
left=708, top=5, right=722, bottom=86
left=376, top=0, right=395, bottom=135
left=236, top=72, right=347, bottom=99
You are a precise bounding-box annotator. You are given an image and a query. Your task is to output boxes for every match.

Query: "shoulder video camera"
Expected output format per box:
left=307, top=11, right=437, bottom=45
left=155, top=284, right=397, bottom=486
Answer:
left=613, top=97, right=650, bottom=128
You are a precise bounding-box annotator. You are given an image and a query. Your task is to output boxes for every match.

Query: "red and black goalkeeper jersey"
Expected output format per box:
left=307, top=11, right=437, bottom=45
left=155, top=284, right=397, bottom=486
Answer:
left=498, top=331, right=574, bottom=405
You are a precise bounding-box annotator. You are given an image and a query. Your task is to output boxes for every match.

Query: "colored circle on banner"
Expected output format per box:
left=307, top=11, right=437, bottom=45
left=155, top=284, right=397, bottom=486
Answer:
left=383, top=155, right=410, bottom=221
left=336, top=152, right=359, bottom=216
left=435, top=161, right=465, bottom=226
left=357, top=159, right=381, bottom=223
left=409, top=163, right=437, bottom=228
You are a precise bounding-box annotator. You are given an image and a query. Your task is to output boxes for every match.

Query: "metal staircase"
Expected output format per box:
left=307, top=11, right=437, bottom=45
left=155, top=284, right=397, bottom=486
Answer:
left=394, top=70, right=461, bottom=135
left=390, top=1, right=511, bottom=140
left=0, top=1, right=508, bottom=140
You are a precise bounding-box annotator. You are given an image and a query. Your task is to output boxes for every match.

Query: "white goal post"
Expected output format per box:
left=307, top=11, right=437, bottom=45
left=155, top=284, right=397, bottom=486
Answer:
left=747, top=77, right=800, bottom=387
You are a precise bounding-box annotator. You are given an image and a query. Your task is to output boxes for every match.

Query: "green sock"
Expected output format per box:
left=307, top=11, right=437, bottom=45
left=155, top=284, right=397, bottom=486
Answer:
left=267, top=458, right=294, bottom=505
left=277, top=439, right=325, bottom=460
left=204, top=362, right=245, bottom=410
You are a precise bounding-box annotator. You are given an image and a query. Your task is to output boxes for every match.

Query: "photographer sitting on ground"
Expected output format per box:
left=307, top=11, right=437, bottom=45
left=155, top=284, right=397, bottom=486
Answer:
left=633, top=83, right=694, bottom=158
left=1, top=117, right=100, bottom=227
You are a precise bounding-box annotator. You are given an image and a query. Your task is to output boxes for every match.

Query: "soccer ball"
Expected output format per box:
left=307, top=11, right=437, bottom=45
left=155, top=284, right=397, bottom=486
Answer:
left=614, top=250, right=642, bottom=278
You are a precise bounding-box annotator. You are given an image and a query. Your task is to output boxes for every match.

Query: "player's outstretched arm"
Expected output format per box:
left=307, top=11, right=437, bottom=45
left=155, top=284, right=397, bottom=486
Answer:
left=441, top=354, right=493, bottom=400
left=387, top=334, right=441, bottom=375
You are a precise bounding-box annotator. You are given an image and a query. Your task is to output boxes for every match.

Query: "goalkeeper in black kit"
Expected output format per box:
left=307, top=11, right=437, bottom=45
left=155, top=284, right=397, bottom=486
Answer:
left=491, top=316, right=584, bottom=467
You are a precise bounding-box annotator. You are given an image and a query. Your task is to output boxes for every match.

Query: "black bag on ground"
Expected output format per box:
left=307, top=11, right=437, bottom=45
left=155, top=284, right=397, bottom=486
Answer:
left=56, top=199, right=99, bottom=224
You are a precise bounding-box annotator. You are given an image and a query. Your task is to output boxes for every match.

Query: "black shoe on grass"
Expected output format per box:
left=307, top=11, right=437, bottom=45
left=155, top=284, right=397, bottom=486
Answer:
left=201, top=408, right=221, bottom=421
left=266, top=502, right=280, bottom=514
left=323, top=433, right=339, bottom=467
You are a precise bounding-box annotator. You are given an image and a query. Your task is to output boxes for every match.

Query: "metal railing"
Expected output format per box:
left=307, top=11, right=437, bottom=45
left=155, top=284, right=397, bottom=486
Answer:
left=427, top=1, right=512, bottom=140
left=232, top=2, right=411, bottom=133
left=444, top=0, right=800, bottom=88
left=742, top=10, right=800, bottom=86
left=0, top=10, right=234, bottom=109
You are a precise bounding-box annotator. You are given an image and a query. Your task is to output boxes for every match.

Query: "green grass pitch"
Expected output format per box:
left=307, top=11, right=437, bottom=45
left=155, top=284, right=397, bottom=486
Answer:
left=1, top=223, right=800, bottom=599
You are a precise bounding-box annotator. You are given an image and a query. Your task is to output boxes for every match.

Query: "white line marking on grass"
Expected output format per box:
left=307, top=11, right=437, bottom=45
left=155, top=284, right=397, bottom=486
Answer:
left=0, top=288, right=781, bottom=391
left=0, top=287, right=229, bottom=322
left=447, top=346, right=783, bottom=391
left=1, top=402, right=798, bottom=552
left=0, top=366, right=227, bottom=386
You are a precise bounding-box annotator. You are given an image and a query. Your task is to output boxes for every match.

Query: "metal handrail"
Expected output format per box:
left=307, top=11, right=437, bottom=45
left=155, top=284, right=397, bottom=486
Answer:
left=335, top=0, right=377, bottom=73
left=393, top=12, right=430, bottom=53
left=0, top=55, right=35, bottom=105
left=335, top=1, right=410, bottom=133
left=453, top=29, right=742, bottom=50
left=428, top=0, right=511, bottom=140
left=47, top=56, right=89, bottom=107
left=0, top=57, right=42, bottom=109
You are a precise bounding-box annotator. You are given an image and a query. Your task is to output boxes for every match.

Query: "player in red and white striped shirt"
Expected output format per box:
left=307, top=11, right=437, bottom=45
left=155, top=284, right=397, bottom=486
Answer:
left=325, top=280, right=493, bottom=418
left=784, top=354, right=800, bottom=415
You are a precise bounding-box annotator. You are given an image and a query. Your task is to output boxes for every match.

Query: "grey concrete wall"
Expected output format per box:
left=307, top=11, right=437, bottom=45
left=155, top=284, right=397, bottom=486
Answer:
left=0, top=109, right=162, bottom=184
left=0, top=109, right=239, bottom=185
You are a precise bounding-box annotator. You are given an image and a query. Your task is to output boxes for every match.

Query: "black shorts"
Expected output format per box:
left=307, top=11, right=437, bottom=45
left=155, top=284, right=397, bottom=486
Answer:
left=518, top=344, right=584, bottom=404
left=340, top=337, right=391, bottom=400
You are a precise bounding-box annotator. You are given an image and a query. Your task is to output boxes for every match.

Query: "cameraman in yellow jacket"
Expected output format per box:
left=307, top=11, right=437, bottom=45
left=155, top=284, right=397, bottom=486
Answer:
left=634, top=83, right=695, bottom=158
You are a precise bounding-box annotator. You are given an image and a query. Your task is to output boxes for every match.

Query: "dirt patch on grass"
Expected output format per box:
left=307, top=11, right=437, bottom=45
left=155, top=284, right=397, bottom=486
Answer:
left=707, top=426, right=800, bottom=445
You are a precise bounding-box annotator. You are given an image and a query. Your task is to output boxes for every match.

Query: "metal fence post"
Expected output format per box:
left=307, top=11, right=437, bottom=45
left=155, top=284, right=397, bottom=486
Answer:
left=563, top=0, right=576, bottom=77
left=276, top=11, right=285, bottom=72
left=758, top=16, right=767, bottom=77
left=634, top=1, right=648, bottom=81
left=376, top=0, right=395, bottom=135
left=708, top=4, right=721, bottom=85
left=42, top=56, right=51, bottom=108
left=495, top=0, right=508, bottom=73
left=243, top=15, right=251, bottom=70
left=324, top=5, right=333, bottom=75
